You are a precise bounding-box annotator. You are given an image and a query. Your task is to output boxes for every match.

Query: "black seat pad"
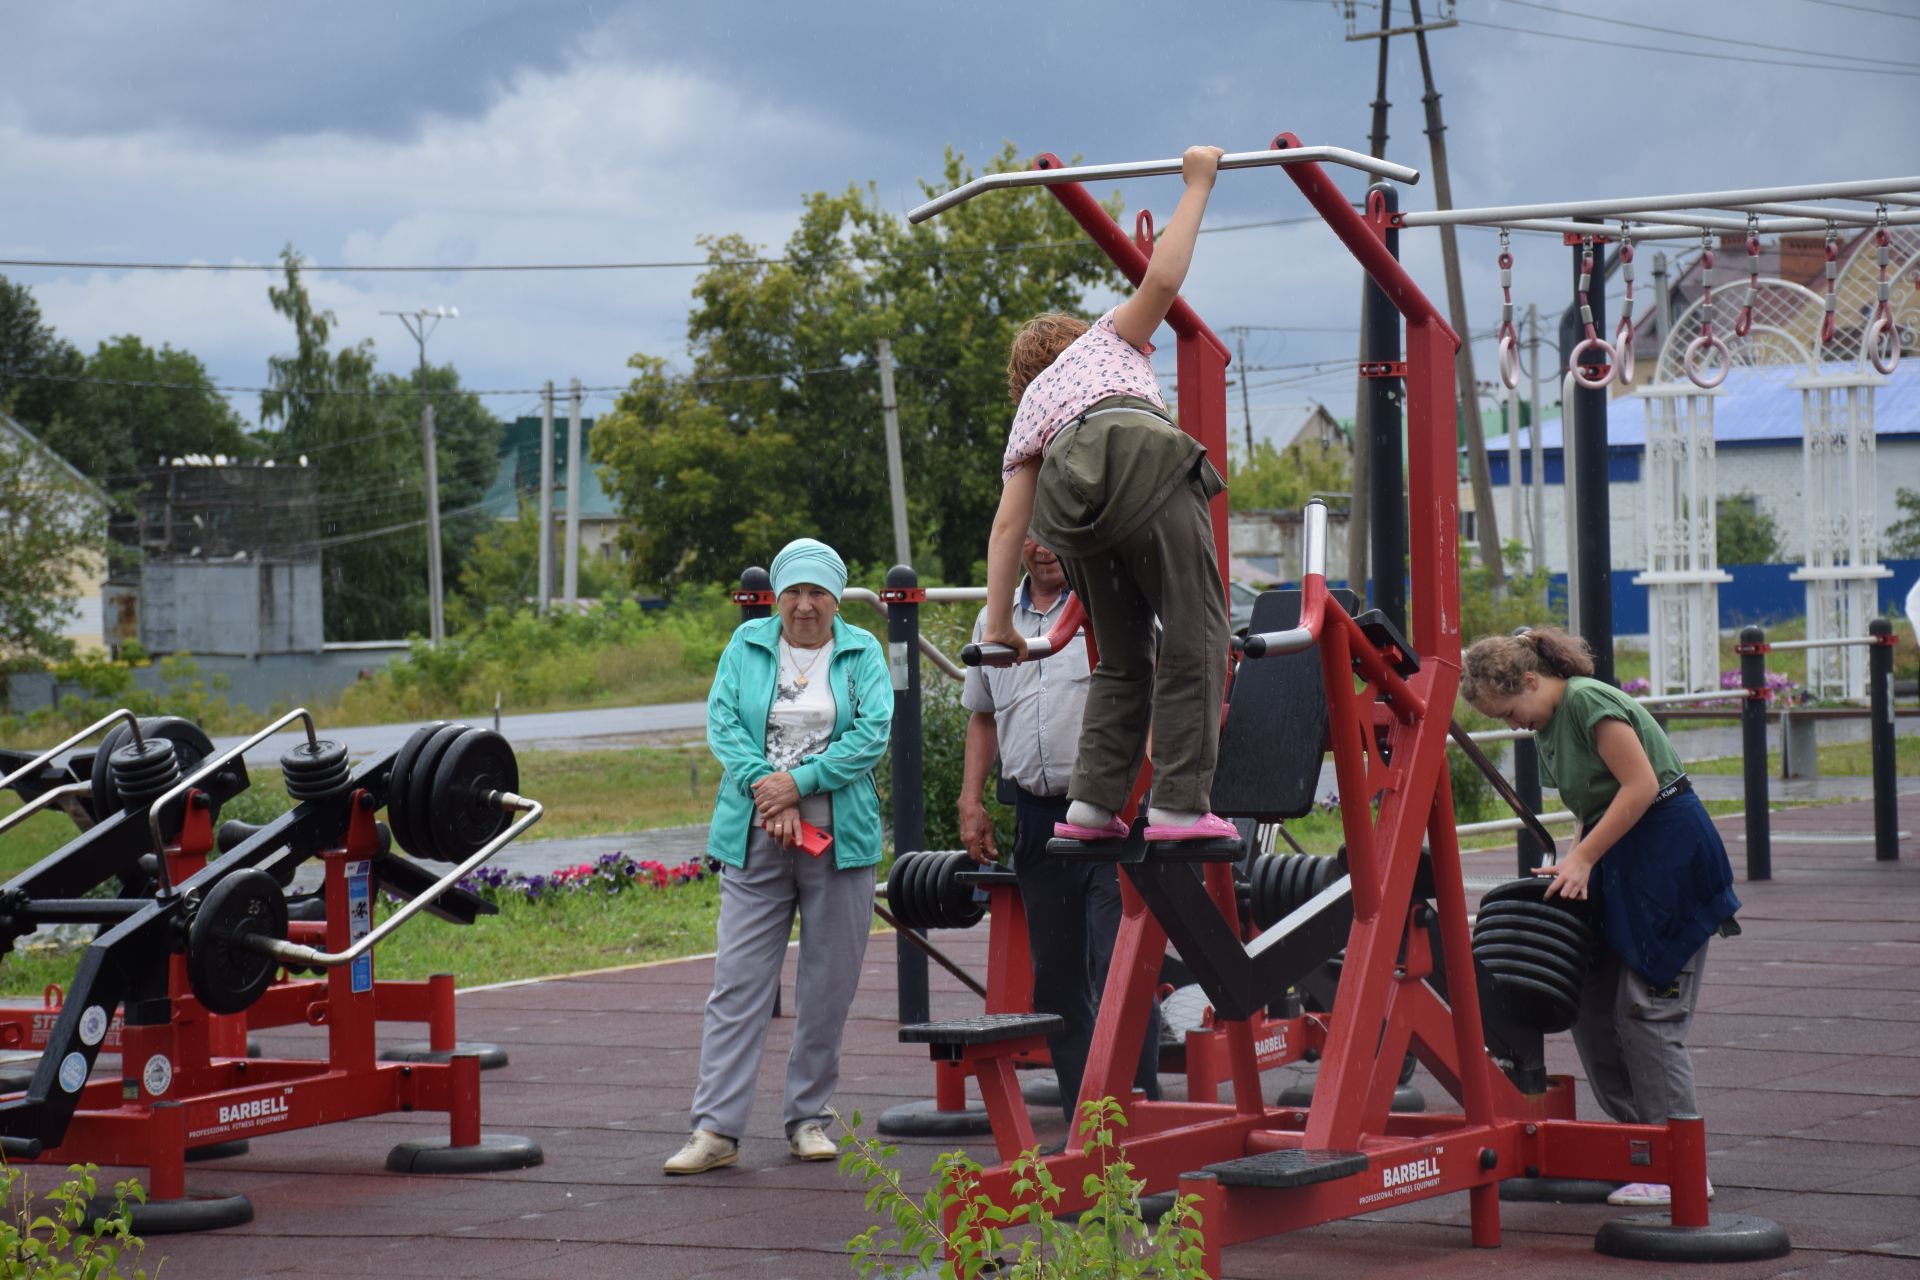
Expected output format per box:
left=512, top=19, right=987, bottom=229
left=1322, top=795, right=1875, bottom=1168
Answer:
left=1212, top=589, right=1357, bottom=821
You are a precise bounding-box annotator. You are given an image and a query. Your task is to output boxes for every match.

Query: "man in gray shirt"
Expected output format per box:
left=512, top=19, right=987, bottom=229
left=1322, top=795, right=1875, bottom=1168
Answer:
left=960, top=536, right=1160, bottom=1125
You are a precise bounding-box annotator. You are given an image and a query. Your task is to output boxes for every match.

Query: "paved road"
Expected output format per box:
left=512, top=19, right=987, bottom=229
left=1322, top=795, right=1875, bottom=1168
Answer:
left=211, top=701, right=708, bottom=769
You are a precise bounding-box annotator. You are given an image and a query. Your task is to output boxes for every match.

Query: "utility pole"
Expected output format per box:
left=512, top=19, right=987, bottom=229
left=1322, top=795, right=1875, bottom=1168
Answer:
left=1408, top=0, right=1505, bottom=585
left=1344, top=0, right=1396, bottom=607
left=383, top=305, right=458, bottom=642
left=1527, top=304, right=1544, bottom=576
left=538, top=380, right=555, bottom=614
left=1231, top=328, right=1255, bottom=457
left=876, top=339, right=912, bottom=566
left=563, top=376, right=582, bottom=606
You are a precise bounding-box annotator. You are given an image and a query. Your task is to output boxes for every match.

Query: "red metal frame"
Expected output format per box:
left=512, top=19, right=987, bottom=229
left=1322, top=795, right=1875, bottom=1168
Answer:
left=936, top=137, right=1712, bottom=1276
left=6, top=791, right=494, bottom=1205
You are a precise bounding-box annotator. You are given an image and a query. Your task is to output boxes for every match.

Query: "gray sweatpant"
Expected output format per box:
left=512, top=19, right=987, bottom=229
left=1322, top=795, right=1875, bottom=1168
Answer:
left=690, top=827, right=874, bottom=1140
left=1572, top=940, right=1708, bottom=1126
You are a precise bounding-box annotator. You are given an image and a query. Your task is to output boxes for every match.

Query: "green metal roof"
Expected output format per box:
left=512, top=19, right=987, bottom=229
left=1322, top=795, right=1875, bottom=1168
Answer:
left=481, top=415, right=619, bottom=519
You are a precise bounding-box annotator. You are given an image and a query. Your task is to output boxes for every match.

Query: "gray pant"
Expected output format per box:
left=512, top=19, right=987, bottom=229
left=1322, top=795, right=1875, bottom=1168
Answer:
left=1572, top=940, right=1708, bottom=1126
left=1059, top=475, right=1228, bottom=814
left=690, top=827, right=874, bottom=1140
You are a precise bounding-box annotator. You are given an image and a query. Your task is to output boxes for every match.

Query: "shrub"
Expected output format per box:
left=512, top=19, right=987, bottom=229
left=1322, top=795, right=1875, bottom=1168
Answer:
left=837, top=1097, right=1207, bottom=1279
left=0, top=1162, right=150, bottom=1278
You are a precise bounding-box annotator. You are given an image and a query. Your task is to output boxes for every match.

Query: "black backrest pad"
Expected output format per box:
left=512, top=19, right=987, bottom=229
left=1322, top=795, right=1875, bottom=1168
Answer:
left=1212, top=589, right=1357, bottom=821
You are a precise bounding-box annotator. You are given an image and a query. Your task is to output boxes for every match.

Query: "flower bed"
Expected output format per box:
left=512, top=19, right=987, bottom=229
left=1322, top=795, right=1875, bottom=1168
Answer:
left=459, top=852, right=711, bottom=905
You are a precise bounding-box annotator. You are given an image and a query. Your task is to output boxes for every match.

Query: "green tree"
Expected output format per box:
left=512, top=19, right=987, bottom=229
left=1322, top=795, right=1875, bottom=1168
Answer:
left=39, top=335, right=257, bottom=498
left=0, top=429, right=108, bottom=663
left=1227, top=438, right=1352, bottom=513
left=260, top=250, right=500, bottom=640
left=0, top=275, right=83, bottom=432
left=1886, top=487, right=1920, bottom=559
left=449, top=499, right=625, bottom=628
left=593, top=145, right=1125, bottom=587
left=1716, top=491, right=1782, bottom=565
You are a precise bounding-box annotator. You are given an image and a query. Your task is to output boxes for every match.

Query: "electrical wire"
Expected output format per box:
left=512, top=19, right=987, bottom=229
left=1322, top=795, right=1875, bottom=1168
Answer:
left=1800, top=0, right=1920, bottom=19
left=1456, top=13, right=1920, bottom=76
left=1491, top=0, right=1920, bottom=71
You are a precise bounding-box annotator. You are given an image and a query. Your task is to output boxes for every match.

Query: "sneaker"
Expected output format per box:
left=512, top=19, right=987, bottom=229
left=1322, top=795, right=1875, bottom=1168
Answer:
left=1142, top=812, right=1239, bottom=843
left=663, top=1129, right=737, bottom=1175
left=1053, top=816, right=1130, bottom=842
left=788, top=1121, right=836, bottom=1162
left=1606, top=1182, right=1669, bottom=1206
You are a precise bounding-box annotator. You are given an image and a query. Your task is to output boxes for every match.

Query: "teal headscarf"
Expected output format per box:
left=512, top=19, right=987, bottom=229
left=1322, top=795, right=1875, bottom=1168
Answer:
left=769, top=537, right=848, bottom=601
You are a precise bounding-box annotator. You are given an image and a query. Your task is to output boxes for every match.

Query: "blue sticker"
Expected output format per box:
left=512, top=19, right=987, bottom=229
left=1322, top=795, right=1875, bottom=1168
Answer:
left=57, top=1052, right=88, bottom=1094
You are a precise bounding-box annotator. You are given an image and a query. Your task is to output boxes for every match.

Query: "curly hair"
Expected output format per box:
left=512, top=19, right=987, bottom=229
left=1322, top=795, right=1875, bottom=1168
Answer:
left=1460, top=627, right=1595, bottom=704
left=1006, top=312, right=1089, bottom=403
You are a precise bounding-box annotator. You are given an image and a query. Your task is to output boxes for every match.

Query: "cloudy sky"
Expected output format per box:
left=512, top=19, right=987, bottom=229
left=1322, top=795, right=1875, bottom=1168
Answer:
left=3, top=0, right=1915, bottom=434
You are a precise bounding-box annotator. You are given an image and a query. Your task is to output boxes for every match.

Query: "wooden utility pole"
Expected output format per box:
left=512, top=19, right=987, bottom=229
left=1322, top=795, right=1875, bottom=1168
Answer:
left=1408, top=0, right=1505, bottom=584
left=1344, top=0, right=1395, bottom=607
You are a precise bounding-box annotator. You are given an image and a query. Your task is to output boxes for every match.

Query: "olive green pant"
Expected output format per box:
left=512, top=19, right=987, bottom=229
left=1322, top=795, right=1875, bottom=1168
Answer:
left=1057, top=474, right=1228, bottom=814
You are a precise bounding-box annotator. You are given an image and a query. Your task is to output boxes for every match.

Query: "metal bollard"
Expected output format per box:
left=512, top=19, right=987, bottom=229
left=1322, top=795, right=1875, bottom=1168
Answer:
left=735, top=567, right=775, bottom=1012
left=1868, top=618, right=1899, bottom=862
left=884, top=565, right=930, bottom=1024
left=1738, top=626, right=1771, bottom=881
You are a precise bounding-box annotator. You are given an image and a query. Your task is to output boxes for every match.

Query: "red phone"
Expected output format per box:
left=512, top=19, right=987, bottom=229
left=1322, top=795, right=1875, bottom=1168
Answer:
left=795, top=820, right=834, bottom=858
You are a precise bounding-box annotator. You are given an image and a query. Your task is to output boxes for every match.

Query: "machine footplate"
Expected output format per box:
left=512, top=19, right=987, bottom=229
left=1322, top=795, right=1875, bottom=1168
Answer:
left=899, top=1013, right=1065, bottom=1046
left=1197, top=1149, right=1370, bottom=1188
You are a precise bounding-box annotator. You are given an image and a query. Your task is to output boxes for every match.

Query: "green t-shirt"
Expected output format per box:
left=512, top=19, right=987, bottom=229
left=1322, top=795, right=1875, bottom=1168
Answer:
left=1535, top=676, right=1686, bottom=827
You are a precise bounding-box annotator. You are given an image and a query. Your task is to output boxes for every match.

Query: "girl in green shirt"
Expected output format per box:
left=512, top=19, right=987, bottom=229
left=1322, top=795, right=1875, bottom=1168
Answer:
left=1462, top=627, right=1739, bottom=1209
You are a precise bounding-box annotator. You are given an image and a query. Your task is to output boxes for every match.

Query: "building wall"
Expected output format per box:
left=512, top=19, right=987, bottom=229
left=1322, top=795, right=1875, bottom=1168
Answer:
left=139, top=559, right=324, bottom=656
left=1229, top=510, right=1353, bottom=584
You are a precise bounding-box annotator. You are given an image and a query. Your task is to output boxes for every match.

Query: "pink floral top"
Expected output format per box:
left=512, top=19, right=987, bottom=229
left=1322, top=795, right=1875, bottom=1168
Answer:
left=1002, top=309, right=1165, bottom=480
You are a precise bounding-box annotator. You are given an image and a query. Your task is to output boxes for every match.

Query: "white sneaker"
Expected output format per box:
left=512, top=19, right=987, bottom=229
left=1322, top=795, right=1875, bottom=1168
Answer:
left=1606, top=1178, right=1714, bottom=1207
left=664, top=1129, right=737, bottom=1175
left=788, top=1121, right=836, bottom=1161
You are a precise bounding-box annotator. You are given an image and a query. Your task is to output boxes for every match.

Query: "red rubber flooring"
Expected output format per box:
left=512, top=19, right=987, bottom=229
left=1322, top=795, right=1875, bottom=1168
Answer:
left=72, top=795, right=1920, bottom=1277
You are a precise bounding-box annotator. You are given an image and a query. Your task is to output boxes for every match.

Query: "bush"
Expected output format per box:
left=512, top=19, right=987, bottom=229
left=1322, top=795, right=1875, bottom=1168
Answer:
left=1459, top=541, right=1563, bottom=648
left=837, top=1097, right=1207, bottom=1279
left=0, top=1162, right=150, bottom=1278
left=0, top=651, right=249, bottom=745
left=1716, top=491, right=1782, bottom=565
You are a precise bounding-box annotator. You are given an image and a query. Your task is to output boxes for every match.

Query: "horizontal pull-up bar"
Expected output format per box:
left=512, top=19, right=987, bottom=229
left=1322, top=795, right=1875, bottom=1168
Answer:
left=908, top=146, right=1421, bottom=224
left=1397, top=175, right=1920, bottom=230
left=1499, top=205, right=1920, bottom=242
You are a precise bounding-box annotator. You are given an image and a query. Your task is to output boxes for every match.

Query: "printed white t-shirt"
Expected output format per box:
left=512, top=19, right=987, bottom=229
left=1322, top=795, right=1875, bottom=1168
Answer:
left=766, top=637, right=836, bottom=826
left=1001, top=308, right=1166, bottom=480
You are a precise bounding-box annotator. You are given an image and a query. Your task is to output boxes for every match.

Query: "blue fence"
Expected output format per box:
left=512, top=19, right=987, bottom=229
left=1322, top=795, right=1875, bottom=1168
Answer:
left=1592, top=559, right=1920, bottom=635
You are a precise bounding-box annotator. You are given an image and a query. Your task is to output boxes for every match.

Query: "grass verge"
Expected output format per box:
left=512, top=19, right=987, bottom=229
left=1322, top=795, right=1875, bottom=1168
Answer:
left=1688, top=734, right=1919, bottom=777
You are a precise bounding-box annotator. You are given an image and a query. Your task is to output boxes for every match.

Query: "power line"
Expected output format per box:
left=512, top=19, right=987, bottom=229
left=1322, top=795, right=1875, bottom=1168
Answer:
left=1801, top=0, right=1920, bottom=19
left=1457, top=14, right=1920, bottom=76
left=0, top=215, right=1323, bottom=278
left=1492, top=0, right=1920, bottom=70
left=0, top=361, right=867, bottom=400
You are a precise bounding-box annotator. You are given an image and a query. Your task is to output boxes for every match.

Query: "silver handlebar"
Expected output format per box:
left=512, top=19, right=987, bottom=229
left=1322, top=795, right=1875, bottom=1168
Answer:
left=1242, top=501, right=1329, bottom=659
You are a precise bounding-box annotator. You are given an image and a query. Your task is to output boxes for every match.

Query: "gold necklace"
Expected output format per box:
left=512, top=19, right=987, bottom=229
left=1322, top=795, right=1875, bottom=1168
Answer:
left=783, top=637, right=826, bottom=687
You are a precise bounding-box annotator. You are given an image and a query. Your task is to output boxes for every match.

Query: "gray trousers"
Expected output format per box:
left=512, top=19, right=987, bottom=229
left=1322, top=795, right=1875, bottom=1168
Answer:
left=1058, top=475, right=1228, bottom=814
left=690, top=827, right=874, bottom=1140
left=1572, top=940, right=1708, bottom=1127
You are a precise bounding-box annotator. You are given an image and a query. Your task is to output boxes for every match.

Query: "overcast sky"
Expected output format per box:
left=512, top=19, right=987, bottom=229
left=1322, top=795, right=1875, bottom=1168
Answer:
left=4, top=0, right=1915, bottom=435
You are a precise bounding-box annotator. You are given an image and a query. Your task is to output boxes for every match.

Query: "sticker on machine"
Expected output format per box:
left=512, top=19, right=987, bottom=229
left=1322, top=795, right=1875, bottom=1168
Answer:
left=143, top=1054, right=173, bottom=1097
left=57, top=1052, right=88, bottom=1093
left=78, top=1006, right=110, bottom=1047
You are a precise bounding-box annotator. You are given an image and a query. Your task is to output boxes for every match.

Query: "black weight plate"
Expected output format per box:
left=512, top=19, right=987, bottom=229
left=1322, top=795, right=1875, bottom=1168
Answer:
left=926, top=852, right=960, bottom=928
left=1248, top=855, right=1283, bottom=929
left=938, top=852, right=984, bottom=929
left=1473, top=942, right=1587, bottom=985
left=885, top=854, right=914, bottom=924
left=1485, top=972, right=1581, bottom=1033
left=1471, top=925, right=1592, bottom=972
left=426, top=728, right=518, bottom=863
left=403, top=724, right=472, bottom=861
left=281, top=738, right=348, bottom=775
left=902, top=851, right=936, bottom=931
left=92, top=717, right=219, bottom=818
left=1480, top=875, right=1595, bottom=922
left=1479, top=954, right=1582, bottom=1002
left=914, top=851, right=945, bottom=929
left=188, top=869, right=288, bottom=1016
left=386, top=722, right=450, bottom=858
left=1474, top=902, right=1595, bottom=951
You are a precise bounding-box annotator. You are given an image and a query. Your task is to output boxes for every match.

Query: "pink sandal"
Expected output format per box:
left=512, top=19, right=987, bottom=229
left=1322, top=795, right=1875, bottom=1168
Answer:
left=1142, top=813, right=1239, bottom=843
left=1053, top=816, right=1131, bottom=842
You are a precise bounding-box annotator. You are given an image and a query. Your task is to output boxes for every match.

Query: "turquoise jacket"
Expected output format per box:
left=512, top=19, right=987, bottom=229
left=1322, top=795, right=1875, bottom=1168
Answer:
left=705, top=613, right=893, bottom=870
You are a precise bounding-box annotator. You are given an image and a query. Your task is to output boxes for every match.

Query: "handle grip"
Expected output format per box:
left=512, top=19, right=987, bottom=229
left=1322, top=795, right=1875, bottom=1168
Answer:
left=960, top=639, right=1055, bottom=668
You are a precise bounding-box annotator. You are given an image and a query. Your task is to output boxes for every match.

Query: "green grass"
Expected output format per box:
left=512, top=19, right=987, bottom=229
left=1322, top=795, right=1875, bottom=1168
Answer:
left=1688, top=733, right=1920, bottom=778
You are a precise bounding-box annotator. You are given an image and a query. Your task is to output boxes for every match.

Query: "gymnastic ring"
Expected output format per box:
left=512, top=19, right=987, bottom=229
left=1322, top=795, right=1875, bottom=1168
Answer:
left=1612, top=316, right=1636, bottom=386
left=1568, top=335, right=1615, bottom=390
left=1865, top=313, right=1902, bottom=376
left=1497, top=331, right=1520, bottom=390
left=1684, top=332, right=1730, bottom=389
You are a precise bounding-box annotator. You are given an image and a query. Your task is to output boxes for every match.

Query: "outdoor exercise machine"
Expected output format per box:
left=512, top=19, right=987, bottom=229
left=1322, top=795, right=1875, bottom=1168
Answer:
left=0, top=710, right=542, bottom=1232
left=912, top=136, right=1793, bottom=1271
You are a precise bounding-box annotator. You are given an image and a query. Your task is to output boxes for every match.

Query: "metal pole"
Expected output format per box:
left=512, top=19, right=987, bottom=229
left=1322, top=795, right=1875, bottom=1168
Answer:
left=1395, top=175, right=1920, bottom=229
left=877, top=339, right=912, bottom=567
left=563, top=377, right=582, bottom=606
left=1234, top=329, right=1255, bottom=457
left=1527, top=304, right=1543, bottom=576
left=734, top=566, right=777, bottom=1016
left=1739, top=626, right=1772, bottom=882
left=422, top=399, right=445, bottom=643
left=1365, top=182, right=1406, bottom=633
left=1410, top=0, right=1503, bottom=586
left=1567, top=232, right=1613, bottom=683
left=537, top=381, right=554, bottom=615
left=1347, top=0, right=1392, bottom=607
left=887, top=564, right=929, bottom=1024
left=1868, top=618, right=1899, bottom=861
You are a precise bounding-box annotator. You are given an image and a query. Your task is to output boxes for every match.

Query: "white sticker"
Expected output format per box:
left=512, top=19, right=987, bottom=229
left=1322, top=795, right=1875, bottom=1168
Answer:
left=57, top=1052, right=88, bottom=1094
left=78, top=1006, right=109, bottom=1047
left=143, top=1054, right=173, bottom=1097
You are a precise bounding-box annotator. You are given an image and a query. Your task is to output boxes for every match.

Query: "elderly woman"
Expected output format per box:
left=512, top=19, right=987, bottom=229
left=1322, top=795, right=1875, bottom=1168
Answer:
left=665, top=537, right=893, bottom=1175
